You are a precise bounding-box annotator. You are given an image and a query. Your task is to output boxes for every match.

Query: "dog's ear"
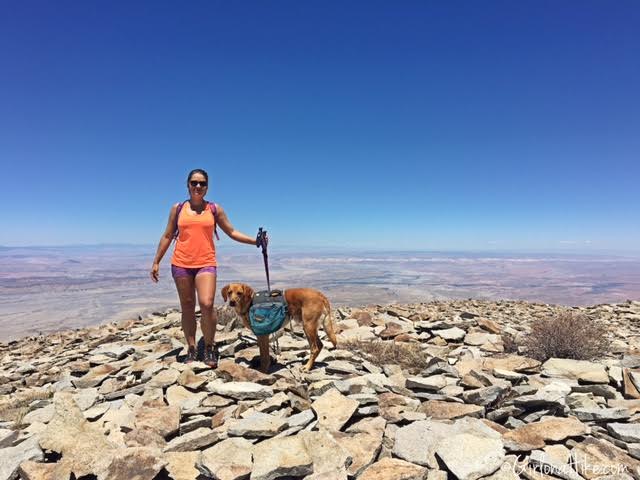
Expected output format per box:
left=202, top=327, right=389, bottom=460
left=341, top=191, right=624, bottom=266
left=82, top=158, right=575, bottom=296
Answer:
left=221, top=285, right=229, bottom=302
left=242, top=284, right=254, bottom=305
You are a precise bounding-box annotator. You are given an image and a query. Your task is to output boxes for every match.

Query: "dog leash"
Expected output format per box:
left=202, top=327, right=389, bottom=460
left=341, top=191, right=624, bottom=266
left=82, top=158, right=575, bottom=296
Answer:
left=256, top=228, right=280, bottom=355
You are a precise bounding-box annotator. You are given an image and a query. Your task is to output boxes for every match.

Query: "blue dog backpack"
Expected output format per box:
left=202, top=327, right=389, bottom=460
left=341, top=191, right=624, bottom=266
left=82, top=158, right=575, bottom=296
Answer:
left=249, top=290, right=288, bottom=336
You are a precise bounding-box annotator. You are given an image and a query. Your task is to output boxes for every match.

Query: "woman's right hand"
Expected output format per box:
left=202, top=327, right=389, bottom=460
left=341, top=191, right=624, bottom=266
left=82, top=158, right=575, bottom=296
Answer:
left=150, top=263, right=160, bottom=283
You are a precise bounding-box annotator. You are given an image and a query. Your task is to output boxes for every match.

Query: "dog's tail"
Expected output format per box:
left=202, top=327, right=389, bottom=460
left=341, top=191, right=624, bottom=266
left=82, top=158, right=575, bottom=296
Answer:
left=322, top=296, right=338, bottom=348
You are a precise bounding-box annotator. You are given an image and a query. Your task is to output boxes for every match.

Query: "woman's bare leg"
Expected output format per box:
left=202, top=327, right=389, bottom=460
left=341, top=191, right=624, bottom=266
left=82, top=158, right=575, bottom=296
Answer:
left=195, top=273, right=217, bottom=347
left=174, top=275, right=197, bottom=350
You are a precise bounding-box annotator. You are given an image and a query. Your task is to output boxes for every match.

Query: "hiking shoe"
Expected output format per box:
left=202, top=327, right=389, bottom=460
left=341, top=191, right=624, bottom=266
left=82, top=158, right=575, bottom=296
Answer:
left=203, top=345, right=218, bottom=368
left=184, top=347, right=197, bottom=364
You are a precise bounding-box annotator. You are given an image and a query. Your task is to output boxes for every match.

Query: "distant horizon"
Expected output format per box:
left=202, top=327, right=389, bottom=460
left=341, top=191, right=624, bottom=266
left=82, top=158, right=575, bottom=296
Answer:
left=2, top=242, right=640, bottom=258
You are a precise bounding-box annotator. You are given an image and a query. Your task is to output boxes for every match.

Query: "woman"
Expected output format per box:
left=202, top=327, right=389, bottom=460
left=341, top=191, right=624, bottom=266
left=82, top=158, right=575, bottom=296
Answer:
left=150, top=168, right=260, bottom=367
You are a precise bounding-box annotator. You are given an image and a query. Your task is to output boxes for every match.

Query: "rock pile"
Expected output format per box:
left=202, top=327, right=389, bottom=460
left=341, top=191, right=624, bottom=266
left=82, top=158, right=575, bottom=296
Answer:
left=1, top=299, right=640, bottom=480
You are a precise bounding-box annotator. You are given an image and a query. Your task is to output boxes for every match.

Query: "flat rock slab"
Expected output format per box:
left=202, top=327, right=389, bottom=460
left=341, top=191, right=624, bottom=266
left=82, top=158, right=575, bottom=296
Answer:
left=503, top=417, right=590, bottom=451
left=178, top=369, right=207, bottom=390
left=0, top=436, right=43, bottom=480
left=607, top=423, right=640, bottom=443
left=393, top=418, right=500, bottom=468
left=91, top=344, right=135, bottom=359
left=72, top=364, right=122, bottom=389
left=228, top=412, right=288, bottom=438
left=406, top=375, right=448, bottom=392
left=103, top=446, right=166, bottom=480
left=216, top=360, right=276, bottom=385
left=250, top=435, right=314, bottom=480
left=132, top=403, right=180, bottom=438
left=529, top=450, right=583, bottom=480
left=435, top=327, right=466, bottom=341
left=148, top=369, right=180, bottom=389
left=299, top=430, right=352, bottom=476
left=312, top=388, right=359, bottom=432
left=200, top=438, right=253, bottom=480
left=338, top=326, right=376, bottom=342
left=542, top=358, right=609, bottom=384
left=462, top=385, right=509, bottom=406
left=358, top=457, right=428, bottom=480
left=573, top=407, right=630, bottom=422
left=39, top=392, right=116, bottom=478
left=164, top=427, right=219, bottom=452
left=418, top=400, right=484, bottom=420
left=165, top=452, right=201, bottom=480
left=207, top=381, right=273, bottom=400
left=435, top=433, right=505, bottom=480
left=570, top=437, right=640, bottom=480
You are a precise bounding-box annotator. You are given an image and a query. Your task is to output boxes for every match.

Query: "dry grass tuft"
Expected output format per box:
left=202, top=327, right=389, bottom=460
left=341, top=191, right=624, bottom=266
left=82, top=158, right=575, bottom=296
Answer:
left=522, top=311, right=610, bottom=362
left=0, top=389, right=53, bottom=428
left=342, top=339, right=429, bottom=373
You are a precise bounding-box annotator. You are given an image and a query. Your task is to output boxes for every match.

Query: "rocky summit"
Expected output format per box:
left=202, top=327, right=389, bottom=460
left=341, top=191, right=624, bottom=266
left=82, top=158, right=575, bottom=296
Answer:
left=2, top=299, right=640, bottom=480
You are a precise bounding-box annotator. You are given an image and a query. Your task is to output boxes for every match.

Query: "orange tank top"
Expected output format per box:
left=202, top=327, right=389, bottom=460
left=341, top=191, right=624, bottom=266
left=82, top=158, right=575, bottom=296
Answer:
left=171, top=203, right=217, bottom=268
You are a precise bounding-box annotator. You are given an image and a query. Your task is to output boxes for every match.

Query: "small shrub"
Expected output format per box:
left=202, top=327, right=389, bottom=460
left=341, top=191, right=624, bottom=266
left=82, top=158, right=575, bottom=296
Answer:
left=502, top=332, right=519, bottom=354
left=342, top=339, right=429, bottom=373
left=522, top=311, right=609, bottom=362
left=0, top=389, right=53, bottom=429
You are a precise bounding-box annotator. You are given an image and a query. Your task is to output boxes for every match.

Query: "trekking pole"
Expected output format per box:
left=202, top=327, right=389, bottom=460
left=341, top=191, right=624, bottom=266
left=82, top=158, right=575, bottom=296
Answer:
left=256, top=228, right=270, bottom=292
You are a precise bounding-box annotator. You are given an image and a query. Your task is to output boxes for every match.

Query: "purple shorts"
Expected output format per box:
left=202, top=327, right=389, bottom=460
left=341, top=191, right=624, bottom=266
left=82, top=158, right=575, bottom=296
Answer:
left=171, top=264, right=218, bottom=279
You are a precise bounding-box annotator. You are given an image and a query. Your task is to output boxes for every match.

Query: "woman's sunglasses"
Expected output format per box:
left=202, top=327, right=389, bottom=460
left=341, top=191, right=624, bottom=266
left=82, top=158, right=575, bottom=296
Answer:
left=190, top=180, right=208, bottom=187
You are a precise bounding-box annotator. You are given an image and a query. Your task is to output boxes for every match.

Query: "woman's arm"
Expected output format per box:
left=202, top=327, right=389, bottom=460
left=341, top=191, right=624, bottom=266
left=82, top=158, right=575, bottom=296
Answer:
left=150, top=204, right=179, bottom=282
left=215, top=204, right=258, bottom=246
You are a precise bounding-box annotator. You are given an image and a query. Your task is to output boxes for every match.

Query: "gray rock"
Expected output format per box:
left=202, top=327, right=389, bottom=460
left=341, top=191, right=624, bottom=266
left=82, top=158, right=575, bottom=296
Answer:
left=393, top=418, right=500, bottom=468
left=436, top=327, right=466, bottom=342
left=573, top=408, right=631, bottom=422
left=250, top=435, right=314, bottom=480
left=22, top=404, right=55, bottom=425
left=607, top=423, right=640, bottom=443
left=0, top=436, right=43, bottom=480
left=91, top=344, right=135, bottom=359
left=228, top=412, right=288, bottom=438
left=102, top=446, right=167, bottom=480
left=0, top=429, right=19, bottom=448
left=207, top=381, right=273, bottom=400
left=436, top=433, right=505, bottom=480
left=325, top=360, right=360, bottom=375
left=462, top=385, right=509, bottom=406
left=406, top=375, right=448, bottom=392
left=164, top=427, right=219, bottom=452
left=529, top=449, right=583, bottom=480
left=311, top=388, right=359, bottom=432
left=542, top=358, right=608, bottom=384
left=199, top=437, right=253, bottom=480
left=287, top=409, right=315, bottom=429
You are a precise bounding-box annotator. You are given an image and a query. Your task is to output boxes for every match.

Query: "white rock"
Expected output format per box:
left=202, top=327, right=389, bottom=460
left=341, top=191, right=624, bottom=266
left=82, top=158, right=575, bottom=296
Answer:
left=200, top=437, right=253, bottom=480
left=436, top=433, right=505, bottom=480
left=207, top=381, right=273, bottom=400
left=542, top=358, right=608, bottom=384
left=0, top=436, right=43, bottom=480
left=312, top=388, right=359, bottom=432
left=250, top=435, right=314, bottom=480
left=607, top=423, right=640, bottom=443
left=228, top=412, right=288, bottom=438
left=436, top=327, right=466, bottom=342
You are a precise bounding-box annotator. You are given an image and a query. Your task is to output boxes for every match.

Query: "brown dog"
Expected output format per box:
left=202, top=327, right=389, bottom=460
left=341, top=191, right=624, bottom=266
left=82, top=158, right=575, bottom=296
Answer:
left=221, top=283, right=338, bottom=372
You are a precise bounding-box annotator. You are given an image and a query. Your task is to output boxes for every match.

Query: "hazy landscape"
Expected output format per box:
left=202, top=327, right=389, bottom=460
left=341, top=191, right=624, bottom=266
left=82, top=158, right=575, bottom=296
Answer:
left=1, top=244, right=639, bottom=341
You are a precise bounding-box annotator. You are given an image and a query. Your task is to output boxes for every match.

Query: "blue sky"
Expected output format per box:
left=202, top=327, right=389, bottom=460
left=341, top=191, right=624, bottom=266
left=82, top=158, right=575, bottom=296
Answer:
left=1, top=1, right=638, bottom=252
